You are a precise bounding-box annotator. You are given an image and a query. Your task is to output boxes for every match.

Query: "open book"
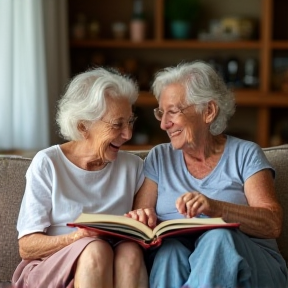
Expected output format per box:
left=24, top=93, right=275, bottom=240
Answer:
left=67, top=213, right=240, bottom=248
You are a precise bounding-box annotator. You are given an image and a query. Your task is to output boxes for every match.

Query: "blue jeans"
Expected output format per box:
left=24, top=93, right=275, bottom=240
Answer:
left=148, top=229, right=288, bottom=288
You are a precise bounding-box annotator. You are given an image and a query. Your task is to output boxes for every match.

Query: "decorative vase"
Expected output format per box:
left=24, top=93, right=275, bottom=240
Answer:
left=170, top=20, right=191, bottom=39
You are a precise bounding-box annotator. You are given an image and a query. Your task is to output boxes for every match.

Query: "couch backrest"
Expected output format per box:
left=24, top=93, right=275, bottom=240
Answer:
left=261, top=145, right=288, bottom=263
left=0, top=156, right=31, bottom=283
left=0, top=145, right=288, bottom=282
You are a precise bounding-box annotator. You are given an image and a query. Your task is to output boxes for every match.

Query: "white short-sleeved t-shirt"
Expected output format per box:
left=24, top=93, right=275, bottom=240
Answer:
left=144, top=135, right=274, bottom=222
left=17, top=145, right=144, bottom=238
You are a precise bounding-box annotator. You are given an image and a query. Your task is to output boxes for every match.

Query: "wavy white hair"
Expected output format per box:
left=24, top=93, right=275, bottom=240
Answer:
left=56, top=67, right=139, bottom=140
left=152, top=61, right=235, bottom=135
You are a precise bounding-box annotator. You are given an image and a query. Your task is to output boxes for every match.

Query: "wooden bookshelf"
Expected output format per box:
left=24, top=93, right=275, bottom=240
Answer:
left=68, top=0, right=288, bottom=148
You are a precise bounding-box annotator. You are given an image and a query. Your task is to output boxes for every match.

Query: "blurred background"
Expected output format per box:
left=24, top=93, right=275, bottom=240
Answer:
left=1, top=0, right=288, bottom=155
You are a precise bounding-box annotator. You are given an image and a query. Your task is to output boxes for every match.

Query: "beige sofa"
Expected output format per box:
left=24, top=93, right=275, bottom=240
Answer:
left=1, top=146, right=288, bottom=287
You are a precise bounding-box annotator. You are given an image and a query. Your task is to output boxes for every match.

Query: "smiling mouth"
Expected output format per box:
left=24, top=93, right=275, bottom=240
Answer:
left=110, top=143, right=120, bottom=149
left=168, top=129, right=183, bottom=138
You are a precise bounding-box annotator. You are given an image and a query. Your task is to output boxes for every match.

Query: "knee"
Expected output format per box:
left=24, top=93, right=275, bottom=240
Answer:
left=154, top=239, right=189, bottom=261
left=197, top=228, right=236, bottom=248
left=75, top=240, right=114, bottom=287
left=159, top=239, right=185, bottom=253
left=115, top=241, right=144, bottom=267
left=162, top=238, right=186, bottom=250
left=204, top=228, right=232, bottom=237
left=78, top=240, right=113, bottom=271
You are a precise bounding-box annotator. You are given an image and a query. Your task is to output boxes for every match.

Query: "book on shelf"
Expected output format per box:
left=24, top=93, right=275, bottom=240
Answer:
left=67, top=213, right=240, bottom=249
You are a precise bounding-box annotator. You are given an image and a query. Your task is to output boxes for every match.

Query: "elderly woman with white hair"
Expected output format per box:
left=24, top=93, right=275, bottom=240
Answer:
left=126, top=61, right=288, bottom=288
left=12, top=68, right=148, bottom=288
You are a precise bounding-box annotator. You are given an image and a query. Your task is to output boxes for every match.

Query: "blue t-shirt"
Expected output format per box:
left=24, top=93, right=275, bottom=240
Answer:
left=144, top=135, right=274, bottom=222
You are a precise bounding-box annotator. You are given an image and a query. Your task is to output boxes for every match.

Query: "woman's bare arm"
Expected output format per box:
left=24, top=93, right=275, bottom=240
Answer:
left=19, top=228, right=100, bottom=260
left=125, top=178, right=158, bottom=228
left=133, top=178, right=158, bottom=209
left=220, top=169, right=282, bottom=238
left=176, top=169, right=283, bottom=238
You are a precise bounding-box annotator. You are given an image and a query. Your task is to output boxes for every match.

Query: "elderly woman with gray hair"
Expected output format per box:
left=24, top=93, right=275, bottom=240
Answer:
left=126, top=61, right=288, bottom=288
left=12, top=68, right=148, bottom=288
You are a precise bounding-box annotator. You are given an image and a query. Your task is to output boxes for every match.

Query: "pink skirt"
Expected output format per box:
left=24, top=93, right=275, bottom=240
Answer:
left=11, top=237, right=98, bottom=288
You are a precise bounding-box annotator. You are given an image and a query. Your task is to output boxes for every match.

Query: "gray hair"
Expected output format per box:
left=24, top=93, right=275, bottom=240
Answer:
left=152, top=61, right=235, bottom=135
left=56, top=67, right=139, bottom=140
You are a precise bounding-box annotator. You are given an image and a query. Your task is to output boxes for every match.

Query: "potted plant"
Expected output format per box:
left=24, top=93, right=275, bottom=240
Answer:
left=165, top=0, right=200, bottom=39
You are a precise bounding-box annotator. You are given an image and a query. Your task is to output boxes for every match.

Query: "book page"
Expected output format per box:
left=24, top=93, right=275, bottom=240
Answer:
left=152, top=217, right=227, bottom=236
left=74, top=213, right=154, bottom=239
left=85, top=223, right=152, bottom=241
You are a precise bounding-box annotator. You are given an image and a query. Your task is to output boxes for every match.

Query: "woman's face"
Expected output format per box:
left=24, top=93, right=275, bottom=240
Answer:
left=86, top=96, right=136, bottom=162
left=157, top=83, right=208, bottom=150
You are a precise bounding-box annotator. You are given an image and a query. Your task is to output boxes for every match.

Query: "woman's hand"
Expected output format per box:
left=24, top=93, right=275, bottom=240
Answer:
left=125, top=208, right=157, bottom=228
left=72, top=227, right=102, bottom=241
left=176, top=191, right=218, bottom=218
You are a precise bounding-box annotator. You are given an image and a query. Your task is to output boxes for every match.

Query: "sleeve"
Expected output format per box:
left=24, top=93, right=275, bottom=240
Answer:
left=17, top=152, right=54, bottom=239
left=241, top=142, right=275, bottom=182
left=143, top=146, right=160, bottom=184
